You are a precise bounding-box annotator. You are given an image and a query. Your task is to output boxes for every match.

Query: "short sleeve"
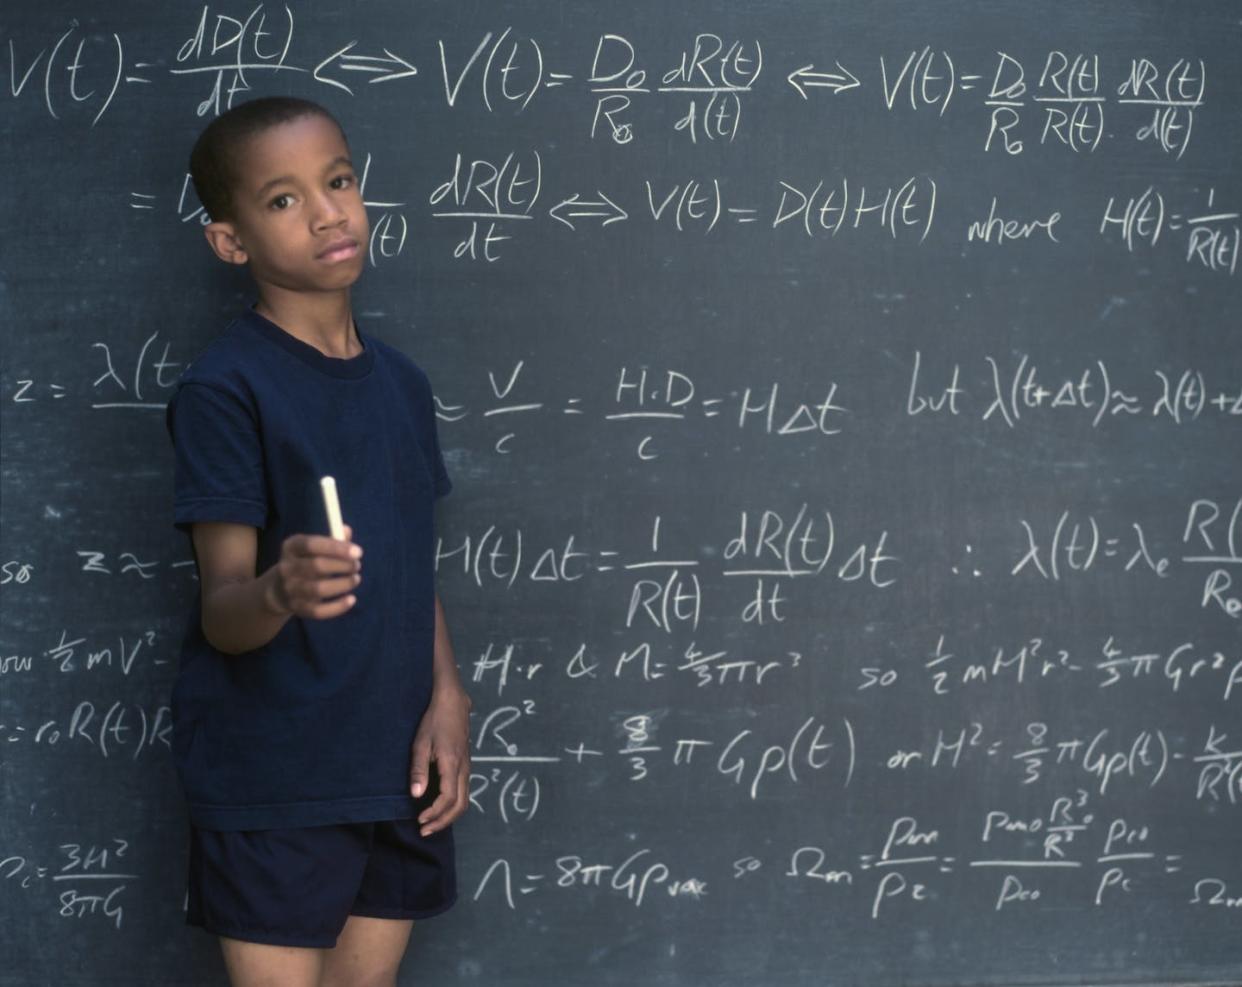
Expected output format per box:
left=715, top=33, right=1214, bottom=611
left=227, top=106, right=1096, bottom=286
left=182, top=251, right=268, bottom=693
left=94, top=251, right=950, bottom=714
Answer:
left=167, top=382, right=269, bottom=532
left=426, top=381, right=452, bottom=499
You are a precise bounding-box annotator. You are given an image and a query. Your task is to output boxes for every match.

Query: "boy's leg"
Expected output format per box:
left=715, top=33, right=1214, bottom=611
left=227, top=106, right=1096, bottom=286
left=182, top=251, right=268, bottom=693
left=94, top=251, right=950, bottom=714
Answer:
left=319, top=915, right=414, bottom=987
left=218, top=936, right=324, bottom=987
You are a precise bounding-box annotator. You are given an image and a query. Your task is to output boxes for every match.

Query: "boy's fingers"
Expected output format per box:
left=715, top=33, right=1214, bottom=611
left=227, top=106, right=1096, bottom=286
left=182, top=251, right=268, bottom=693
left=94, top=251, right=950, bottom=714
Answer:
left=419, top=754, right=466, bottom=834
left=417, top=765, right=451, bottom=827
left=285, top=534, right=321, bottom=556
left=308, top=555, right=360, bottom=577
left=316, top=574, right=360, bottom=599
left=288, top=533, right=363, bottom=560
left=418, top=790, right=454, bottom=834
left=312, top=534, right=363, bottom=559
left=431, top=762, right=469, bottom=830
left=409, top=740, right=431, bottom=798
left=284, top=567, right=356, bottom=599
left=450, top=756, right=469, bottom=819
left=419, top=790, right=448, bottom=825
left=457, top=758, right=471, bottom=817
left=306, top=594, right=356, bottom=620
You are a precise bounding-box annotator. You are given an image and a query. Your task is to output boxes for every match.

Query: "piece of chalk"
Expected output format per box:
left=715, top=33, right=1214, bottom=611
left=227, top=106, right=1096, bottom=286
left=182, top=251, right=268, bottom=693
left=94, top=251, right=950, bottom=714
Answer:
left=320, top=476, right=346, bottom=541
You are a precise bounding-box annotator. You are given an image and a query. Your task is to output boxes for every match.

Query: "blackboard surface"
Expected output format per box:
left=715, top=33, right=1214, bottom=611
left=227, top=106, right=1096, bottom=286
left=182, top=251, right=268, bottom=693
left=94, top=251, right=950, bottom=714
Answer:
left=2, top=2, right=1240, bottom=985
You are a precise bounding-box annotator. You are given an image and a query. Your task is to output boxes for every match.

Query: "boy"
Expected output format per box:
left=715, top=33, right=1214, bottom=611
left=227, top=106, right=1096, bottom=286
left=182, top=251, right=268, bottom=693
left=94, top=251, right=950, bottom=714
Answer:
left=166, top=97, right=471, bottom=987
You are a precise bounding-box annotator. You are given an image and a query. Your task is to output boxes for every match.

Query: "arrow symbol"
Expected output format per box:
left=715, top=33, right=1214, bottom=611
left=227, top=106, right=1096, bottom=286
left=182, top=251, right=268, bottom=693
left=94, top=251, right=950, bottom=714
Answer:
left=787, top=61, right=860, bottom=99
left=315, top=41, right=418, bottom=95
left=548, top=191, right=628, bottom=230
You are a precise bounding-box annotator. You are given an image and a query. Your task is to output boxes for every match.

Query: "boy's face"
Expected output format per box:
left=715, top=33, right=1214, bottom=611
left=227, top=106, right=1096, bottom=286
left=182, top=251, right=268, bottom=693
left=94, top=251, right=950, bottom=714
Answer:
left=207, top=113, right=369, bottom=296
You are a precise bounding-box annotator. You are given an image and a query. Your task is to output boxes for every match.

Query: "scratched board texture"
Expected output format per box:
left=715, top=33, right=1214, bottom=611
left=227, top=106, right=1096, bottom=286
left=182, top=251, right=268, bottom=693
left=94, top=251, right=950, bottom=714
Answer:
left=1, top=1, right=1240, bottom=985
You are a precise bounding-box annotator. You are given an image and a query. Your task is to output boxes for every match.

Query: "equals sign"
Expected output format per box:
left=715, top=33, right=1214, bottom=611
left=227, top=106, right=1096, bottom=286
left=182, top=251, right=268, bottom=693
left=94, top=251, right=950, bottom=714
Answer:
left=728, top=207, right=758, bottom=224
left=1168, top=213, right=1184, bottom=231
left=959, top=73, right=982, bottom=91
left=126, top=62, right=154, bottom=85
left=545, top=73, right=573, bottom=88
left=701, top=398, right=723, bottom=418
left=562, top=397, right=584, bottom=415
left=597, top=550, right=619, bottom=572
left=939, top=856, right=956, bottom=873
left=520, top=874, right=545, bottom=893
left=1164, top=855, right=1182, bottom=874
left=129, top=193, right=155, bottom=210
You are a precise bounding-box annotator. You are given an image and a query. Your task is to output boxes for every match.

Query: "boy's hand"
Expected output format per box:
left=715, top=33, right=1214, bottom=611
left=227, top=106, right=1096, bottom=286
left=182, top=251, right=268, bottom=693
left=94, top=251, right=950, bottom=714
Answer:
left=409, top=685, right=472, bottom=836
left=265, top=523, right=363, bottom=619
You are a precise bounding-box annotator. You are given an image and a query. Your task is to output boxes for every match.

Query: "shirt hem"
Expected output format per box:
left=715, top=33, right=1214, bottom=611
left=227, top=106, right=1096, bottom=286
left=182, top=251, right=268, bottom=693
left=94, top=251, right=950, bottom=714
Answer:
left=188, top=794, right=419, bottom=832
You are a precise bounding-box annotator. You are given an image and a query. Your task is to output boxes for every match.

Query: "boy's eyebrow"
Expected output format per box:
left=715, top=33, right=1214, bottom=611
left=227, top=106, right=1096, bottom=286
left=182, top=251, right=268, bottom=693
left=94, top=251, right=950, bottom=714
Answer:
left=252, top=157, right=354, bottom=201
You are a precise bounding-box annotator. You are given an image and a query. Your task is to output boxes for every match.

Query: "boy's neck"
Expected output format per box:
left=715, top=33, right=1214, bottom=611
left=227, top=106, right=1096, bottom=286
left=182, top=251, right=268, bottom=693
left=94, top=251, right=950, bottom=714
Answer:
left=254, top=289, right=361, bottom=360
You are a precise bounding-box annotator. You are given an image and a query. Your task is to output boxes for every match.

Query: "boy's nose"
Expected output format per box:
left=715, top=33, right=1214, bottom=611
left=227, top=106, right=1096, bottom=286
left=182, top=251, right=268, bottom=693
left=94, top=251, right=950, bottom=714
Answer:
left=311, top=192, right=347, bottom=229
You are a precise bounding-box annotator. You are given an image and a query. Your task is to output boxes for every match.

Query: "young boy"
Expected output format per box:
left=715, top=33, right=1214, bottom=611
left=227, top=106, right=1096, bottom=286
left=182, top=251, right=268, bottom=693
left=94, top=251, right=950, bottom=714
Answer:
left=166, top=96, right=471, bottom=986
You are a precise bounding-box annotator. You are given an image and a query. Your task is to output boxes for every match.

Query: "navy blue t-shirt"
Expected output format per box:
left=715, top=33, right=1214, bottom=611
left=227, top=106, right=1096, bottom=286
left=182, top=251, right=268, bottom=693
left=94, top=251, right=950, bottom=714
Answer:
left=165, top=309, right=452, bottom=830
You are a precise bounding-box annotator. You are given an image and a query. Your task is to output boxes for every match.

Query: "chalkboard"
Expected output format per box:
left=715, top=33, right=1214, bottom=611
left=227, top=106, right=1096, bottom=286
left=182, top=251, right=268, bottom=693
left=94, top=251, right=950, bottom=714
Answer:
left=2, top=2, right=1240, bottom=985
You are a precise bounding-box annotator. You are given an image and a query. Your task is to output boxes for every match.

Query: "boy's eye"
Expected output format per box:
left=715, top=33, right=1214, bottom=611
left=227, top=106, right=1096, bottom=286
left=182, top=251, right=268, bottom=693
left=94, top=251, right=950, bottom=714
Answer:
left=269, top=193, right=293, bottom=210
left=330, top=173, right=355, bottom=190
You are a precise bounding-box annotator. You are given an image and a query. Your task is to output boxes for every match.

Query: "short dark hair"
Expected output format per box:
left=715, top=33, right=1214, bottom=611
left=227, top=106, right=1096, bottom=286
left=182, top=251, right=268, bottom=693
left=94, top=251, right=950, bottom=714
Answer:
left=189, top=97, right=346, bottom=222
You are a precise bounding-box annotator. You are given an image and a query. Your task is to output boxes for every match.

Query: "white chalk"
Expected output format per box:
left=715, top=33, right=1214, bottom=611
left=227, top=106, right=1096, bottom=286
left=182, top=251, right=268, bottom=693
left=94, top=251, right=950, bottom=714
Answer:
left=319, top=476, right=346, bottom=541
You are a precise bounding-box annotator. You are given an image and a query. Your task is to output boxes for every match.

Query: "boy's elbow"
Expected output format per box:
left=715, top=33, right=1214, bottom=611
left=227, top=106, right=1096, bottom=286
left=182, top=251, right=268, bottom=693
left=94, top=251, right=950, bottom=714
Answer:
left=199, top=575, right=261, bottom=656
left=200, top=616, right=241, bottom=655
left=199, top=591, right=250, bottom=655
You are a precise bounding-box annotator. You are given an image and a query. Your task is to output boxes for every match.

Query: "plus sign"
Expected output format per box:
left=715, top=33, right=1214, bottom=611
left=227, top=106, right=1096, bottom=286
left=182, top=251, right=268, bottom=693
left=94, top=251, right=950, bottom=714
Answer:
left=564, top=743, right=602, bottom=763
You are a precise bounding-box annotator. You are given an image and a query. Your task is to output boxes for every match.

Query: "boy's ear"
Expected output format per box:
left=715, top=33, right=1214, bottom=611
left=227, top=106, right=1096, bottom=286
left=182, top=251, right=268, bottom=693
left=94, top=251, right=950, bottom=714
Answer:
left=203, top=221, right=248, bottom=266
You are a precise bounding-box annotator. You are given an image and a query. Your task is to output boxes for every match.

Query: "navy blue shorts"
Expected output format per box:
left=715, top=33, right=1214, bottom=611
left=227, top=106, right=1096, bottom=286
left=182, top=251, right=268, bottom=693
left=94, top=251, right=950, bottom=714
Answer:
left=185, top=819, right=456, bottom=948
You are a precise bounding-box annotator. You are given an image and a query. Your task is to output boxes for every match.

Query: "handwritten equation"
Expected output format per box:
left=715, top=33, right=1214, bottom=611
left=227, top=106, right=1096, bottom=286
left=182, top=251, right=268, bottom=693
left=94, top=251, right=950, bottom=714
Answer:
left=8, top=13, right=1209, bottom=161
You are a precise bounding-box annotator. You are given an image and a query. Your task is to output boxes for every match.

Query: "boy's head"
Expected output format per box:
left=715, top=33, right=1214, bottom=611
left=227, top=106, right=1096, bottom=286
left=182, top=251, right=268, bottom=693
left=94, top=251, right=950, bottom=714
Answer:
left=190, top=97, right=368, bottom=296
left=190, top=97, right=345, bottom=224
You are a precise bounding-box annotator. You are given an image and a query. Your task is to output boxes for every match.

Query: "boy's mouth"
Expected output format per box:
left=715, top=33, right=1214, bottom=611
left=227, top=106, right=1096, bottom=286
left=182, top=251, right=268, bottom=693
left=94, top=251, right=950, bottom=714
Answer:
left=317, top=238, right=359, bottom=263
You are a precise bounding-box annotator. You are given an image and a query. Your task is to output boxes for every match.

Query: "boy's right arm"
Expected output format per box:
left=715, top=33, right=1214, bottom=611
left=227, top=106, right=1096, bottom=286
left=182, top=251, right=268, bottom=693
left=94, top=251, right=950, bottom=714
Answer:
left=193, top=521, right=363, bottom=655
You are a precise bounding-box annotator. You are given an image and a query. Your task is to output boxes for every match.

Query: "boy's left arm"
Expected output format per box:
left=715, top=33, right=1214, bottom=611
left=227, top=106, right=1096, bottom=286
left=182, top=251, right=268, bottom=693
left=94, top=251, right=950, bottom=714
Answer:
left=410, top=592, right=473, bottom=836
